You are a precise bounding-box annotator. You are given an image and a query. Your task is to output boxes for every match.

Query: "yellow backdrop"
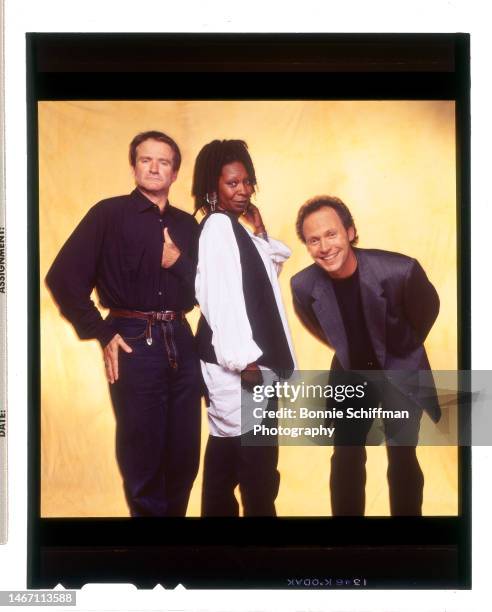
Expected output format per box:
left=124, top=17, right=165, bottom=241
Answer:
left=39, top=100, right=458, bottom=517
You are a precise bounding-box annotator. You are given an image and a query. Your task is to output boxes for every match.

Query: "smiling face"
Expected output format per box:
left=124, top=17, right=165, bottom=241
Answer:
left=217, top=161, right=254, bottom=216
left=302, top=206, right=357, bottom=279
left=132, top=138, right=177, bottom=198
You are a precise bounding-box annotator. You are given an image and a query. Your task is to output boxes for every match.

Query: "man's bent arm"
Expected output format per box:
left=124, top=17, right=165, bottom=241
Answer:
left=45, top=204, right=116, bottom=348
left=291, top=283, right=328, bottom=346
left=166, top=217, right=199, bottom=292
left=166, top=248, right=196, bottom=289
left=403, top=258, right=440, bottom=344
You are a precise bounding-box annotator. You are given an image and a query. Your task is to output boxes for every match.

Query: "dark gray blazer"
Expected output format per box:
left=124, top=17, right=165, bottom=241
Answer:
left=291, top=248, right=441, bottom=422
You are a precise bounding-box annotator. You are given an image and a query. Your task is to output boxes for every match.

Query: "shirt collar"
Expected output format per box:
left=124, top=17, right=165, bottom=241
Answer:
left=131, top=188, right=174, bottom=216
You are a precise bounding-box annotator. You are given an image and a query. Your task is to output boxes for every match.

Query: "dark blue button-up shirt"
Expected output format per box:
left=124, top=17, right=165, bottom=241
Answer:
left=46, top=188, right=199, bottom=347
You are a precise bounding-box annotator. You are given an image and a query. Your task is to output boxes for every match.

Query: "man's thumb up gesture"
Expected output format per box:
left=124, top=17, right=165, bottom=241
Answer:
left=161, top=227, right=181, bottom=268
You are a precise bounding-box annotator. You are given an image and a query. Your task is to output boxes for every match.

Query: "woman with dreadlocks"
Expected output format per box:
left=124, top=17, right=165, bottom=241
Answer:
left=193, top=139, right=296, bottom=516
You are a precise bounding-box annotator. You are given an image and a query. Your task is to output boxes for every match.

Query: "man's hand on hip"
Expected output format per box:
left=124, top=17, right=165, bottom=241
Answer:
left=161, top=227, right=181, bottom=268
left=103, top=334, right=133, bottom=383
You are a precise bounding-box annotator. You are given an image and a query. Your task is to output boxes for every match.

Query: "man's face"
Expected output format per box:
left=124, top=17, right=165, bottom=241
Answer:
left=302, top=206, right=357, bottom=279
left=132, top=139, right=177, bottom=197
left=217, top=161, right=254, bottom=216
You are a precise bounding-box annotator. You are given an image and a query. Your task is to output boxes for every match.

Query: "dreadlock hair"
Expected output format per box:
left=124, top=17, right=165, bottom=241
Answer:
left=192, top=139, right=257, bottom=215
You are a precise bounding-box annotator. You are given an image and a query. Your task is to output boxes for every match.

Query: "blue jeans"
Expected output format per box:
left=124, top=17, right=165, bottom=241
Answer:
left=108, top=316, right=201, bottom=517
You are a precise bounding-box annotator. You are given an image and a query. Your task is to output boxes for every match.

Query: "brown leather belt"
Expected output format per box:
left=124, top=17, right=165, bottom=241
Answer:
left=109, top=309, right=185, bottom=369
left=110, top=308, right=185, bottom=322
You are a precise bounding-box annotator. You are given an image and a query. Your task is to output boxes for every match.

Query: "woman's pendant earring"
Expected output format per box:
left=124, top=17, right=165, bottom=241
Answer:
left=206, top=192, right=218, bottom=213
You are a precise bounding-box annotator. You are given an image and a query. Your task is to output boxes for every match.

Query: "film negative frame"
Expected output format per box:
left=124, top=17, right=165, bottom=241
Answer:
left=27, top=33, right=471, bottom=589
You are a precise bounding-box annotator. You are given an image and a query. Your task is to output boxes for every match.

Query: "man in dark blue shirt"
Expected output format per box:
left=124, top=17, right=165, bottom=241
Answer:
left=46, top=131, right=201, bottom=517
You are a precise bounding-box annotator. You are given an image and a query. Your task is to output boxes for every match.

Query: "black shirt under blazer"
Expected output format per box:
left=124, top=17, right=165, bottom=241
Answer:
left=290, top=248, right=441, bottom=423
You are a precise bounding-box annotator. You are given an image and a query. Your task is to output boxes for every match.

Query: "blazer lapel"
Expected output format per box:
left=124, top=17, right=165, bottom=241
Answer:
left=312, top=274, right=350, bottom=369
left=356, top=250, right=387, bottom=368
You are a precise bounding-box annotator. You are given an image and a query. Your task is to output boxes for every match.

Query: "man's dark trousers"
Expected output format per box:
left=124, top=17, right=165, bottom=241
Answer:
left=330, top=379, right=424, bottom=516
left=109, top=316, right=201, bottom=517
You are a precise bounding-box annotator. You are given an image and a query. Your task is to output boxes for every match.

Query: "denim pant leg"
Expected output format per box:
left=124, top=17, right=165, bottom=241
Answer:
left=160, top=320, right=202, bottom=516
left=109, top=318, right=201, bottom=517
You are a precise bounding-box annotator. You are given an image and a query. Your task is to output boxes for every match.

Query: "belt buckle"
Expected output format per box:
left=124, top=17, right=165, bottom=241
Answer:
left=155, top=310, right=173, bottom=322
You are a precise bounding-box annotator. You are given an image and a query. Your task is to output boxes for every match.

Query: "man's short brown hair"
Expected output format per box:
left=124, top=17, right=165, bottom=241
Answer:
left=129, top=131, right=182, bottom=171
left=296, top=195, right=358, bottom=245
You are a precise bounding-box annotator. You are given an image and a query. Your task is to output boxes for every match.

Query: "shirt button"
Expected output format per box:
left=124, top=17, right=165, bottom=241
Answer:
left=159, top=219, right=163, bottom=223
left=158, top=291, right=162, bottom=296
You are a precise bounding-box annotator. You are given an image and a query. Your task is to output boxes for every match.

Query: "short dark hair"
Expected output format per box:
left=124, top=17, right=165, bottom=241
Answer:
left=296, top=195, right=358, bottom=245
left=129, top=131, right=182, bottom=171
left=192, top=139, right=257, bottom=214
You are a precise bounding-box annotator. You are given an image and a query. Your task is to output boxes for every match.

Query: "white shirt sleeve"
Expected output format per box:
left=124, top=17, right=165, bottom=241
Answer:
left=195, top=214, right=263, bottom=372
left=249, top=232, right=291, bottom=276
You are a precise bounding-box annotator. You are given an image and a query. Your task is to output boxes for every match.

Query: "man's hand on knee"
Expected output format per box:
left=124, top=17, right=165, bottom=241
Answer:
left=103, top=334, right=133, bottom=383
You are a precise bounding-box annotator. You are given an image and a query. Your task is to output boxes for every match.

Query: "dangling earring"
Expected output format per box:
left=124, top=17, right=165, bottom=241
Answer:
left=206, top=192, right=218, bottom=213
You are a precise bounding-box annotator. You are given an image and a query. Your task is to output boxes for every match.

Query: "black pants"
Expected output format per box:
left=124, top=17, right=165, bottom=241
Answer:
left=109, top=317, right=201, bottom=517
left=330, top=380, right=424, bottom=516
left=201, top=434, right=280, bottom=517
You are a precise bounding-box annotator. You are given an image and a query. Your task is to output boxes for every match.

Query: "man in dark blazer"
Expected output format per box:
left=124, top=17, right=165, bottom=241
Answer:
left=291, top=196, right=441, bottom=516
